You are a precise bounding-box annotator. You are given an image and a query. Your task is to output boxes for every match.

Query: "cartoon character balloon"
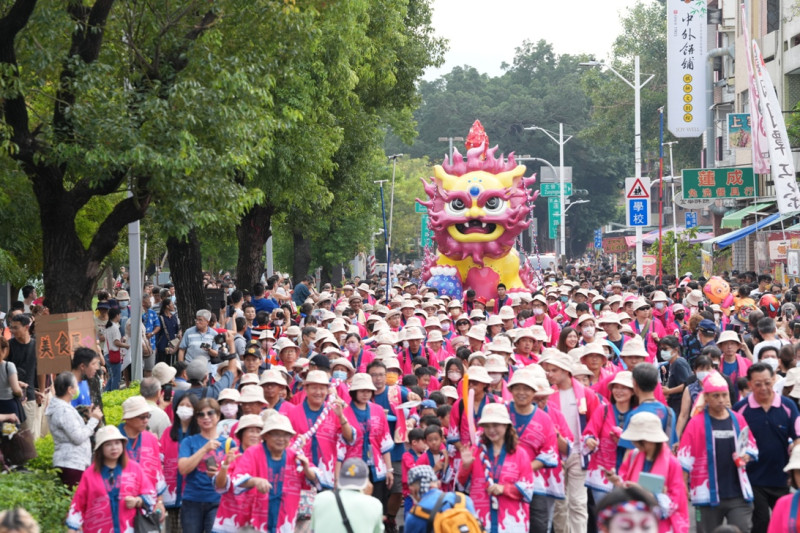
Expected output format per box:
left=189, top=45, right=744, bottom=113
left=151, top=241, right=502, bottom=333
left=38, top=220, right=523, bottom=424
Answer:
left=703, top=276, right=731, bottom=305
left=735, top=298, right=757, bottom=323
left=417, top=121, right=538, bottom=301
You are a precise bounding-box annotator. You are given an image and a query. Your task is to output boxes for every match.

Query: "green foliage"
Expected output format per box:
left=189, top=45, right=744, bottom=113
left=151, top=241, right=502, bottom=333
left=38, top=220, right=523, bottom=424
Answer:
left=0, top=470, right=73, bottom=531
left=27, top=434, right=55, bottom=473
left=647, top=228, right=702, bottom=276
left=101, top=382, right=141, bottom=427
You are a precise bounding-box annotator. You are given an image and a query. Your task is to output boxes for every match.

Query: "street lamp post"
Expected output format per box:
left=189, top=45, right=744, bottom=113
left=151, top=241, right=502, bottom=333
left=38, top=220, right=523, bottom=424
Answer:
left=515, top=156, right=561, bottom=256
left=386, top=154, right=403, bottom=300
left=524, top=125, right=573, bottom=262
left=438, top=137, right=465, bottom=161
left=580, top=57, right=654, bottom=274
left=663, top=141, right=679, bottom=276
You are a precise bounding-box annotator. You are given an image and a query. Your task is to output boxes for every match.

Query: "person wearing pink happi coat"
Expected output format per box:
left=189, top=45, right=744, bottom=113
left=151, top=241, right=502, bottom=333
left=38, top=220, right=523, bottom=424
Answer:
left=67, top=426, right=157, bottom=533
left=582, top=371, right=636, bottom=500
left=767, top=444, right=800, bottom=533
left=226, top=413, right=317, bottom=533
left=522, top=294, right=561, bottom=347
left=677, top=372, right=757, bottom=533
left=630, top=299, right=667, bottom=364
left=507, top=369, right=559, bottom=533
left=286, top=370, right=355, bottom=490
left=609, top=412, right=689, bottom=533
left=119, top=396, right=167, bottom=504
left=259, top=368, right=294, bottom=415
left=447, top=366, right=501, bottom=450
left=457, top=403, right=534, bottom=533
left=651, top=291, right=674, bottom=332
left=338, top=374, right=395, bottom=488
left=212, top=415, right=264, bottom=533
left=344, top=334, right=375, bottom=373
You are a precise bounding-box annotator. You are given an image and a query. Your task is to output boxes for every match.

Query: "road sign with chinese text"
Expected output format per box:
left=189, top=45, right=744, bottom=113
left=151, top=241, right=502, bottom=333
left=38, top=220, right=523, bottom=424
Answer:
left=415, top=202, right=428, bottom=213
left=681, top=167, right=757, bottom=200
left=421, top=214, right=433, bottom=248
left=548, top=197, right=561, bottom=239
left=625, top=177, right=651, bottom=227
left=594, top=229, right=602, bottom=249
left=540, top=182, right=573, bottom=197
left=685, top=211, right=698, bottom=229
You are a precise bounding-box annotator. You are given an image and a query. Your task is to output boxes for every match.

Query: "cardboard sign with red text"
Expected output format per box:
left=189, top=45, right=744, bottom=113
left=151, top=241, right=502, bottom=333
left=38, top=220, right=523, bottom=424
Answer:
left=36, top=311, right=98, bottom=375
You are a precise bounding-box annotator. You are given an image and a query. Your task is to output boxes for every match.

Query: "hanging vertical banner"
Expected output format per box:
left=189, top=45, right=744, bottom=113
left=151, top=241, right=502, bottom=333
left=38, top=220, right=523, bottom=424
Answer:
left=667, top=0, right=707, bottom=137
left=752, top=41, right=800, bottom=214
left=741, top=4, right=771, bottom=174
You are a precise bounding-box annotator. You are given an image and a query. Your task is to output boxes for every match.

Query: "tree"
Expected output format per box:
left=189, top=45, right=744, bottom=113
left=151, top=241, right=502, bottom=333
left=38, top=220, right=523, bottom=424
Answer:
left=647, top=227, right=702, bottom=276
left=0, top=1, right=296, bottom=312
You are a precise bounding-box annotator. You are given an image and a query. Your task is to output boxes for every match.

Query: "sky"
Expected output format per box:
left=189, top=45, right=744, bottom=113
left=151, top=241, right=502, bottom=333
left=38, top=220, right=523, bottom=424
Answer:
left=424, top=0, right=646, bottom=80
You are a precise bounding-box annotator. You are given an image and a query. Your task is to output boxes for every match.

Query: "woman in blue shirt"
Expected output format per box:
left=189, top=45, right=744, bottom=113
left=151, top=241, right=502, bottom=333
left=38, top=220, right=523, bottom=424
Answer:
left=178, top=398, right=237, bottom=533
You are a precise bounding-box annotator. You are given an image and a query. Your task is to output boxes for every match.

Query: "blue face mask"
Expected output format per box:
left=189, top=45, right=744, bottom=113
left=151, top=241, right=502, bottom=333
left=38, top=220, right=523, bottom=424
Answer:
left=332, top=370, right=348, bottom=381
left=560, top=296, right=569, bottom=303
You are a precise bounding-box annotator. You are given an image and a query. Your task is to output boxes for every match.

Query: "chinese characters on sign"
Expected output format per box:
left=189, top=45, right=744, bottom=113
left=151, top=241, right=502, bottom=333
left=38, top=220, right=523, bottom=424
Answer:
left=681, top=167, right=758, bottom=200
left=625, top=177, right=651, bottom=227
left=727, top=113, right=752, bottom=150
left=667, top=0, right=707, bottom=137
left=752, top=41, right=800, bottom=214
left=602, top=237, right=629, bottom=255
left=36, top=311, right=99, bottom=375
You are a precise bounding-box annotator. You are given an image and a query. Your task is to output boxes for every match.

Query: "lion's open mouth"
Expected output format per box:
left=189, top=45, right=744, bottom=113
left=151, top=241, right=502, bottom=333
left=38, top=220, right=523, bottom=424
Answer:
left=455, top=220, right=497, bottom=234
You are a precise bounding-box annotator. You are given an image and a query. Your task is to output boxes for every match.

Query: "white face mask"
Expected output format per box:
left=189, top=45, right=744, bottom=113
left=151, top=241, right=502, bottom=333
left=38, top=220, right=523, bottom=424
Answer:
left=274, top=319, right=284, bottom=326
left=533, top=307, right=545, bottom=316
left=220, top=404, right=238, bottom=419
left=582, top=326, right=595, bottom=337
left=176, top=406, right=194, bottom=421
left=447, top=371, right=462, bottom=382
left=659, top=349, right=672, bottom=361
left=655, top=302, right=665, bottom=310
left=489, top=373, right=503, bottom=385
left=696, top=371, right=709, bottom=382
left=764, top=357, right=780, bottom=372
left=441, top=322, right=451, bottom=331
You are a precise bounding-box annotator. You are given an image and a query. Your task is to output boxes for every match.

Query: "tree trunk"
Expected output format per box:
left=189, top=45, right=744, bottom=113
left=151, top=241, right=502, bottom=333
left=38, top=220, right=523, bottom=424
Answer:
left=39, top=193, right=98, bottom=313
left=235, top=202, right=273, bottom=292
left=292, top=229, right=312, bottom=285
left=167, top=229, right=206, bottom=323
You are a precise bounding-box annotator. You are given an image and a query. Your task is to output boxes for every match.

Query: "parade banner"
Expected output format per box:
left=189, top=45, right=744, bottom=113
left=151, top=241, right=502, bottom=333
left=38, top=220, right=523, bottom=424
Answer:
left=667, top=0, right=706, bottom=137
left=752, top=41, right=800, bottom=214
left=701, top=249, right=713, bottom=279
left=741, top=4, right=770, bottom=174
left=36, top=311, right=98, bottom=375
left=602, top=237, right=629, bottom=255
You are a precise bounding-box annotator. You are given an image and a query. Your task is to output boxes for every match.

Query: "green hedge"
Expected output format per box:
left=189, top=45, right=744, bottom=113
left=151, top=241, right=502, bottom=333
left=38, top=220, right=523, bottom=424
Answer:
left=0, top=382, right=142, bottom=530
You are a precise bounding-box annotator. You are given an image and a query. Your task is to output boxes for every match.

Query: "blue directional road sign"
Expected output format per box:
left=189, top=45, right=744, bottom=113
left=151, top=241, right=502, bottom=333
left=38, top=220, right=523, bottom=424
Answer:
left=594, top=229, right=602, bottom=248
left=685, top=211, right=698, bottom=229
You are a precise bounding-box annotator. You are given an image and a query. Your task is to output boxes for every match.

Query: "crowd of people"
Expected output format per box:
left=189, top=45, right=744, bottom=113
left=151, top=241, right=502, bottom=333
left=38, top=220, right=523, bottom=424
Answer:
left=6, top=266, right=800, bottom=532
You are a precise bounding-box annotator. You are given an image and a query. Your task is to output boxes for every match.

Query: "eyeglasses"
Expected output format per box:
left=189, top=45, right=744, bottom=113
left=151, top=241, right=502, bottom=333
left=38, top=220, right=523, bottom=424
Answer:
left=197, top=410, right=217, bottom=418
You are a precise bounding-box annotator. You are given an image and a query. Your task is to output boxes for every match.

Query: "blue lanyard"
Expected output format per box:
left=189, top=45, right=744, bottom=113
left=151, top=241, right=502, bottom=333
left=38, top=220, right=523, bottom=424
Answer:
left=303, top=401, right=323, bottom=465
left=262, top=443, right=285, bottom=533
left=102, top=464, right=123, bottom=533
left=510, top=403, right=537, bottom=438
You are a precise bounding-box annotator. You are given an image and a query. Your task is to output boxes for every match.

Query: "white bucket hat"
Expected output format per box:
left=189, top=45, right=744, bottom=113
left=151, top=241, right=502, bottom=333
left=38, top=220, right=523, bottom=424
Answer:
left=440, top=386, right=458, bottom=401
left=717, top=330, right=741, bottom=346
left=384, top=357, right=402, bottom=372
left=122, top=396, right=150, bottom=420
left=374, top=345, right=396, bottom=360
left=508, top=368, right=538, bottom=389
left=572, top=364, right=593, bottom=378
left=685, top=289, right=704, bottom=307
left=468, top=351, right=487, bottom=364
left=350, top=373, right=377, bottom=392
left=469, top=309, right=486, bottom=320
left=260, top=412, right=296, bottom=436
left=259, top=369, right=287, bottom=387
left=152, top=362, right=177, bottom=385
left=275, top=337, right=299, bottom=352
left=218, top=388, right=241, bottom=402
left=239, top=373, right=260, bottom=387
left=486, top=315, right=503, bottom=326
left=609, top=371, right=634, bottom=389
left=427, top=330, right=444, bottom=343
left=486, top=336, right=513, bottom=354
left=467, top=365, right=493, bottom=384
left=466, top=326, right=486, bottom=341
left=620, top=412, right=668, bottom=442
left=235, top=414, right=265, bottom=435
left=581, top=342, right=609, bottom=359
left=94, top=425, right=128, bottom=451
left=541, top=352, right=574, bottom=374
left=331, top=358, right=356, bottom=376
left=403, top=327, right=425, bottom=341
left=619, top=337, right=648, bottom=358
left=529, top=326, right=549, bottom=342
left=498, top=306, right=516, bottom=320
left=424, top=317, right=441, bottom=329
left=478, top=403, right=512, bottom=425
left=785, top=442, right=800, bottom=472
left=484, top=355, right=508, bottom=373
left=304, top=370, right=331, bottom=386
left=238, top=387, right=268, bottom=405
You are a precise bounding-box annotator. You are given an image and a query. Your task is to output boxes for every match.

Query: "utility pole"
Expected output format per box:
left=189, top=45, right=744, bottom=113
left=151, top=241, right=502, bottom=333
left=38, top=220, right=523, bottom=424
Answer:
left=438, top=136, right=465, bottom=161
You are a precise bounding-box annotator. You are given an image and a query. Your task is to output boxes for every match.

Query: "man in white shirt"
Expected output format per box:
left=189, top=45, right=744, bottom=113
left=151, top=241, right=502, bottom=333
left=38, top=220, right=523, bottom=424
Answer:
left=140, top=377, right=170, bottom=438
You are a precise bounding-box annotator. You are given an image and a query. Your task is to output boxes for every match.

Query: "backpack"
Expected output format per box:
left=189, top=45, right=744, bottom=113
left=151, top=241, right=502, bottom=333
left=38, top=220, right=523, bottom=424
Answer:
left=410, top=492, right=485, bottom=533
